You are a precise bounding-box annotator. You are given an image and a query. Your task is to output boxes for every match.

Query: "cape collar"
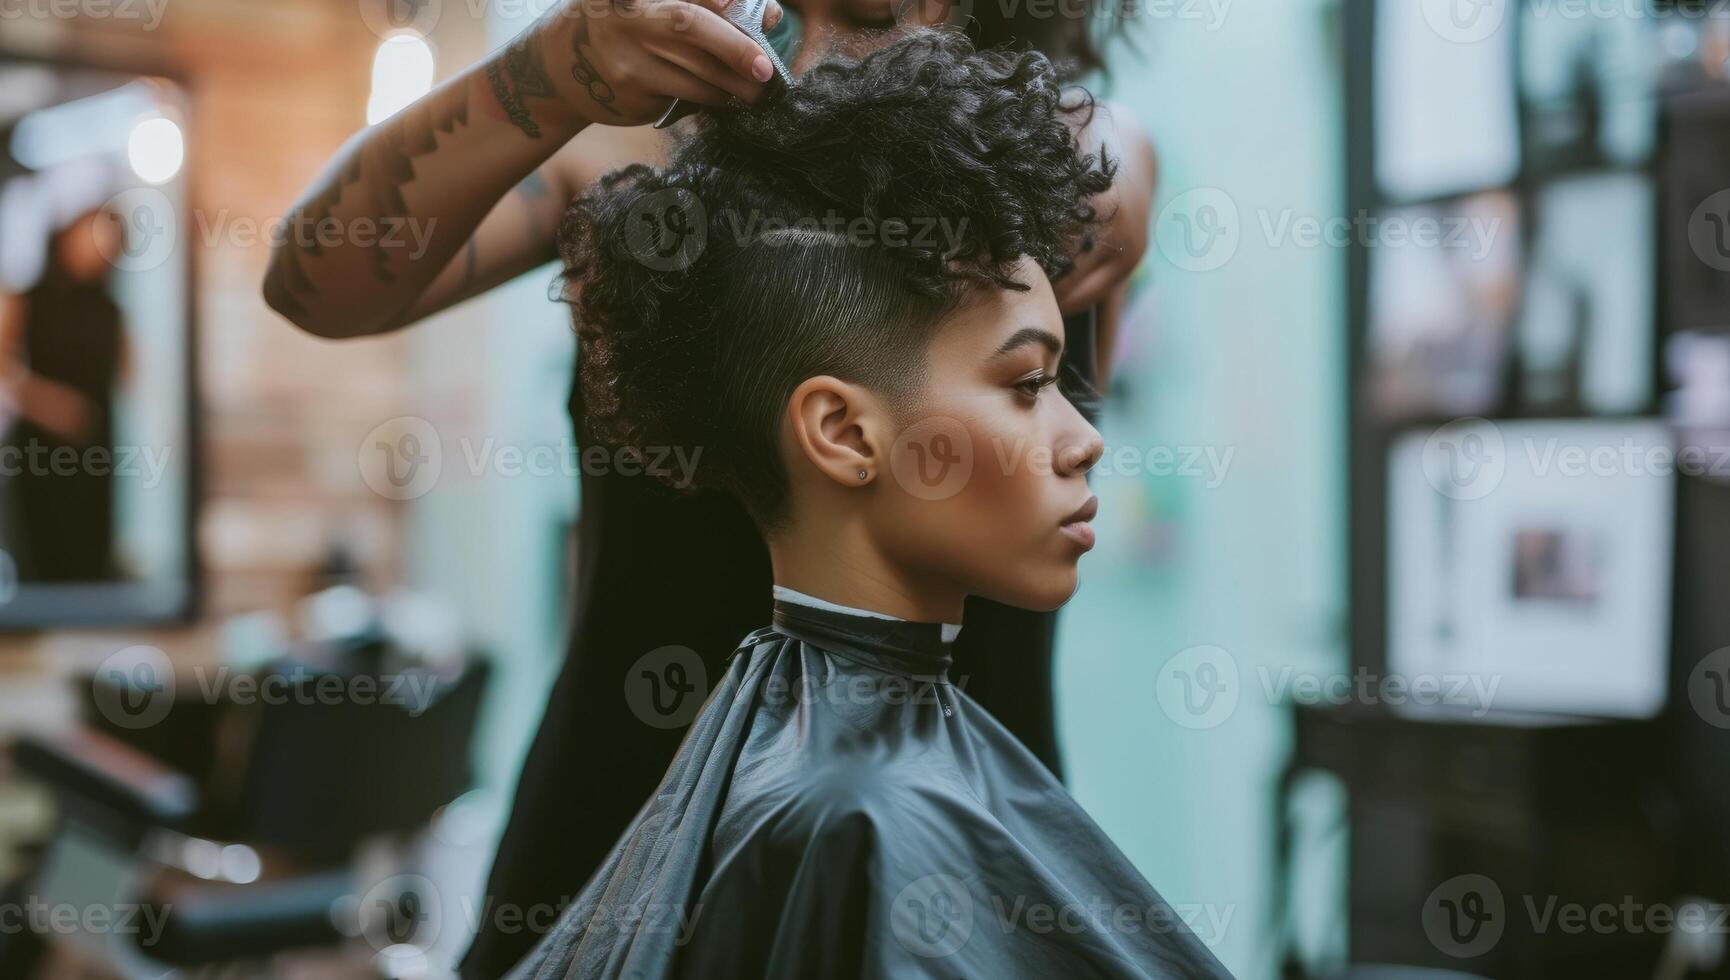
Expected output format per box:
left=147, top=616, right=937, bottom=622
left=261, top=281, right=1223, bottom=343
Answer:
left=769, top=594, right=956, bottom=679
left=771, top=585, right=961, bottom=642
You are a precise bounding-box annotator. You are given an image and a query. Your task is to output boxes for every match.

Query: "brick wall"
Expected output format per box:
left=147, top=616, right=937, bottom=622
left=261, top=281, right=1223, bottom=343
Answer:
left=0, top=0, right=486, bottom=658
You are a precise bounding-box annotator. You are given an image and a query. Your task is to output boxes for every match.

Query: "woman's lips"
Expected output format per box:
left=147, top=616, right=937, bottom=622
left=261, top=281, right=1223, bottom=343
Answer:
left=1060, top=495, right=1099, bottom=551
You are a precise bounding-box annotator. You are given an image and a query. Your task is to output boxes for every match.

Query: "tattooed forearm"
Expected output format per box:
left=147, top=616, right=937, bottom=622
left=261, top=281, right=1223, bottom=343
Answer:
left=487, top=34, right=555, bottom=138
left=266, top=34, right=591, bottom=336
left=275, top=87, right=473, bottom=316
left=504, top=33, right=556, bottom=99
left=570, top=15, right=620, bottom=118
left=487, top=65, right=538, bottom=138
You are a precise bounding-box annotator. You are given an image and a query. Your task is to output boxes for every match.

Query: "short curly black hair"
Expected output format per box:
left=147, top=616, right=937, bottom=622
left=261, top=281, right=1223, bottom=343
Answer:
left=557, top=28, right=1114, bottom=530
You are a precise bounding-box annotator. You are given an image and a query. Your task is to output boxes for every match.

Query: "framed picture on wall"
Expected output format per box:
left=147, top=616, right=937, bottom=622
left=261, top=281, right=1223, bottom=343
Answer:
left=1387, top=418, right=1673, bottom=719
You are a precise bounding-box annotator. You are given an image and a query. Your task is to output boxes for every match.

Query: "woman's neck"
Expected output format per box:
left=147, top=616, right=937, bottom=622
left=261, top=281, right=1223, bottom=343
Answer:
left=768, top=524, right=967, bottom=625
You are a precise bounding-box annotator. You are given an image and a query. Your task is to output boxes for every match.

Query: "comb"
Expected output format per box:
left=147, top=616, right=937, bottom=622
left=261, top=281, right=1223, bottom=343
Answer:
left=653, top=0, right=797, bottom=129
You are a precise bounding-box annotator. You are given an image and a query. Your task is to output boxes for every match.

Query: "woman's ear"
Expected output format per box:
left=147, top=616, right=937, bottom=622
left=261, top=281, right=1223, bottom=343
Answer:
left=785, top=375, right=893, bottom=488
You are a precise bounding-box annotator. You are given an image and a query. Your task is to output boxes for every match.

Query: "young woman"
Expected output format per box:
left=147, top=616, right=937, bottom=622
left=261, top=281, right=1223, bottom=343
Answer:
left=505, top=31, right=1224, bottom=978
left=261, top=1, right=1155, bottom=974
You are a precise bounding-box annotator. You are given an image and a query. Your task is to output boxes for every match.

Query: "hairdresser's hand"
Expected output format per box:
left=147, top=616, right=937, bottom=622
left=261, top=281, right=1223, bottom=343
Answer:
left=544, top=0, right=783, bottom=127
left=1054, top=101, right=1156, bottom=317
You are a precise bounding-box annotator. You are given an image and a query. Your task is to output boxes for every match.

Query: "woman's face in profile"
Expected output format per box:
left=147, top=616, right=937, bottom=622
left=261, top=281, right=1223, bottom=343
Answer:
left=868, top=257, right=1104, bottom=612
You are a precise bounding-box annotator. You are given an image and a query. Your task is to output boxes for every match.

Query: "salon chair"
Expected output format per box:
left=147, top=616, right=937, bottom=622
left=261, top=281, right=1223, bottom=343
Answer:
left=0, top=641, right=488, bottom=977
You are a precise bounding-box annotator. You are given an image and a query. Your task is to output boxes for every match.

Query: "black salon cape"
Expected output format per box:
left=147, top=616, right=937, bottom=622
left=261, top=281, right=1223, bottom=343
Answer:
left=506, top=599, right=1234, bottom=980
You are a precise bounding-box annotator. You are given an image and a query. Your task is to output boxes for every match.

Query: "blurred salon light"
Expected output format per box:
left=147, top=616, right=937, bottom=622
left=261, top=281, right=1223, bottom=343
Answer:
left=220, top=843, right=263, bottom=884
left=367, top=34, right=435, bottom=125
left=127, top=115, right=184, bottom=184
left=11, top=80, right=159, bottom=170
left=375, top=943, right=432, bottom=979
left=183, top=837, right=222, bottom=879
left=1661, top=22, right=1699, bottom=61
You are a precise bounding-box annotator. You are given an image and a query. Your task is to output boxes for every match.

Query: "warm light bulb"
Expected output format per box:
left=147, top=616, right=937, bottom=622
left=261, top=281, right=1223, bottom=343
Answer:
left=367, top=34, right=436, bottom=125
left=127, top=115, right=184, bottom=184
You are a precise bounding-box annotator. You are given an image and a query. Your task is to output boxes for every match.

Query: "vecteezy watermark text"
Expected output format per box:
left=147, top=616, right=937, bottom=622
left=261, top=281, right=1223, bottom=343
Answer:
left=890, top=873, right=1234, bottom=959
left=92, top=646, right=449, bottom=730
left=1259, top=664, right=1500, bottom=718
left=1156, top=189, right=1509, bottom=273
left=0, top=444, right=171, bottom=487
left=196, top=210, right=437, bottom=262
left=1423, top=874, right=1730, bottom=960
left=0, top=0, right=167, bottom=30
left=622, top=193, right=976, bottom=272
left=358, top=416, right=707, bottom=501
left=996, top=440, right=1235, bottom=488
left=1154, top=644, right=1503, bottom=729
left=0, top=897, right=169, bottom=944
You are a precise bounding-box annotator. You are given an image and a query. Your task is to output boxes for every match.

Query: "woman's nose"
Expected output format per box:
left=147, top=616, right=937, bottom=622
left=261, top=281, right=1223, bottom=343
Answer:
left=1057, top=426, right=1104, bottom=477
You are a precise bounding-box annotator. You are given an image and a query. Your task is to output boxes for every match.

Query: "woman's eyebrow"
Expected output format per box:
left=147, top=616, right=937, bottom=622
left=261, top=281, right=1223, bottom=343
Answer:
left=989, top=327, right=1064, bottom=360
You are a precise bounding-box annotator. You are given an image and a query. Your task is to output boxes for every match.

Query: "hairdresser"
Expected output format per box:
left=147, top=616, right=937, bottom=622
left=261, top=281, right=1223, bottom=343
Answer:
left=262, top=0, right=1155, bottom=976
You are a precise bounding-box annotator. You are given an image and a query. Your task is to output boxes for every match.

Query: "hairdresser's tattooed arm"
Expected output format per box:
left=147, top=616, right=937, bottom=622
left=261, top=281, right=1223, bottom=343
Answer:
left=488, top=32, right=559, bottom=138
left=389, top=130, right=671, bottom=328
left=264, top=0, right=780, bottom=338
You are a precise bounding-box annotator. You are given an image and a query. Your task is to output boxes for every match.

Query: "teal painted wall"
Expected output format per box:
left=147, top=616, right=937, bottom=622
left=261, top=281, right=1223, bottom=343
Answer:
left=1061, top=3, right=1349, bottom=975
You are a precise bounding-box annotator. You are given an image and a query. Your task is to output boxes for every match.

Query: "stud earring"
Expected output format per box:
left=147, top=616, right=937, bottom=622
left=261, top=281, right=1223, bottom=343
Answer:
left=858, top=468, right=869, bottom=481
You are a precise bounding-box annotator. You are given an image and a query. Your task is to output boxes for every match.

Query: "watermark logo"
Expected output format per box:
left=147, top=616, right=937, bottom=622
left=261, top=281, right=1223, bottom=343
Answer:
left=358, top=415, right=444, bottom=500
left=1421, top=881, right=1730, bottom=955
left=92, top=655, right=447, bottom=730
left=97, top=188, right=177, bottom=273
left=358, top=873, right=442, bottom=951
left=1688, top=189, right=1730, bottom=274
left=1688, top=647, right=1730, bottom=730
left=1420, top=0, right=1509, bottom=43
left=1154, top=188, right=1240, bottom=273
left=91, top=645, right=175, bottom=730
left=625, top=188, right=707, bottom=272
left=891, top=874, right=973, bottom=958
left=1421, top=417, right=1505, bottom=500
left=1423, top=874, right=1505, bottom=958
left=1155, top=644, right=1239, bottom=729
left=889, top=415, right=974, bottom=502
left=358, top=0, right=441, bottom=38
left=625, top=645, right=708, bottom=728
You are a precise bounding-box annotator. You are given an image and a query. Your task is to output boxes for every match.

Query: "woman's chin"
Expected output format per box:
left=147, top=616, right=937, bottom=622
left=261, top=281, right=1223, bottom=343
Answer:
left=978, top=569, right=1080, bottom=614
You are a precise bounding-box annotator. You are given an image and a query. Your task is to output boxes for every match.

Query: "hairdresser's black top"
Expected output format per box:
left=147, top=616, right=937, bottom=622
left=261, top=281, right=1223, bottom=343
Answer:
left=506, top=597, right=1234, bottom=980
